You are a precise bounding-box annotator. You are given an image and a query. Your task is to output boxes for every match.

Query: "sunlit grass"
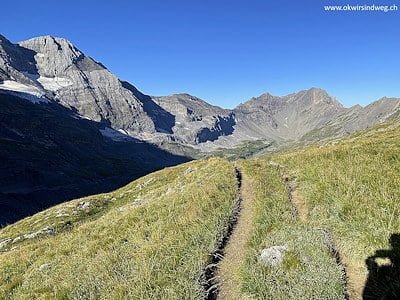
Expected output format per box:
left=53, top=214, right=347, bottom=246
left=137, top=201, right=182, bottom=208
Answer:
left=236, top=160, right=344, bottom=299
left=0, top=158, right=237, bottom=299
left=271, top=119, right=400, bottom=297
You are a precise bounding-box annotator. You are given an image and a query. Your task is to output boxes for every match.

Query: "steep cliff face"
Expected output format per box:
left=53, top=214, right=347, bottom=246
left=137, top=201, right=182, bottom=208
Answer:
left=152, top=93, right=236, bottom=144
left=1, top=35, right=233, bottom=143
left=18, top=36, right=160, bottom=135
left=0, top=34, right=46, bottom=93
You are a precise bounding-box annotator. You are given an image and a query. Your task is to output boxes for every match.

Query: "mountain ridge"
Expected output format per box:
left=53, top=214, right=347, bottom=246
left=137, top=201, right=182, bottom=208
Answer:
left=1, top=33, right=400, bottom=151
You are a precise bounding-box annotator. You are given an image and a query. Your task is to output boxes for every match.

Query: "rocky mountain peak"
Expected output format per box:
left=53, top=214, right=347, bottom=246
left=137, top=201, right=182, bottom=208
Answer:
left=0, top=34, right=158, bottom=134
left=20, top=35, right=78, bottom=54
left=309, top=87, right=339, bottom=102
left=19, top=36, right=106, bottom=78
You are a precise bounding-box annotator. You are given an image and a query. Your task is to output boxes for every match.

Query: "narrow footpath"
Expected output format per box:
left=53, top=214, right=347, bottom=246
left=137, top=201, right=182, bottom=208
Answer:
left=202, top=166, right=253, bottom=300
left=216, top=166, right=255, bottom=300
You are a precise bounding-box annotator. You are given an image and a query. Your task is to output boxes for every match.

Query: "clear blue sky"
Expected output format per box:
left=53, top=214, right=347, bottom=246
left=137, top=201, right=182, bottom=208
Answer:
left=2, top=0, right=399, bottom=108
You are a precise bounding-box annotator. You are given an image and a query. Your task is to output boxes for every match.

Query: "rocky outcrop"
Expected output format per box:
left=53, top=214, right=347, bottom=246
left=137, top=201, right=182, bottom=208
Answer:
left=152, top=93, right=236, bottom=144
left=259, top=245, right=288, bottom=268
left=0, top=34, right=46, bottom=94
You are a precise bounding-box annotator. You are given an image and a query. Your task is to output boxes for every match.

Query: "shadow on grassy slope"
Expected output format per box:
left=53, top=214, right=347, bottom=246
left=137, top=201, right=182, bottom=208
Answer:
left=363, top=233, right=400, bottom=300
left=0, top=93, right=190, bottom=227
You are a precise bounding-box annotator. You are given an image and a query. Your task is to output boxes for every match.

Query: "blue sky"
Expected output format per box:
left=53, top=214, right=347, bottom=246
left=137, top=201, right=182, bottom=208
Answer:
left=2, top=0, right=399, bottom=108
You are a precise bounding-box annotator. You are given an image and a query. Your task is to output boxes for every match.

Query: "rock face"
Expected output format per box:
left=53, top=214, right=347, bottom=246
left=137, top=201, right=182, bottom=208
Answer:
left=18, top=36, right=169, bottom=135
left=152, top=93, right=236, bottom=144
left=0, top=34, right=40, bottom=84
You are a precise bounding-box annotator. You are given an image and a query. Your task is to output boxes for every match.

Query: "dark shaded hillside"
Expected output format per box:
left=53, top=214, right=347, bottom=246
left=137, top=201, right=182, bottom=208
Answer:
left=0, top=93, right=189, bottom=226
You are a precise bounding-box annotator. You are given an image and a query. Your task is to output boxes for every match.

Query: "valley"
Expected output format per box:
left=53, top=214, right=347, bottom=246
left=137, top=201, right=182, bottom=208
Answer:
left=1, top=34, right=399, bottom=228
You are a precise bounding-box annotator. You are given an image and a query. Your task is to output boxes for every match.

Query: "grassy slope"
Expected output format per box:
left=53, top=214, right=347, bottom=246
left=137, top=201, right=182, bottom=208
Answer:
left=0, top=158, right=237, bottom=299
left=1, top=118, right=399, bottom=299
left=235, top=160, right=344, bottom=299
left=271, top=120, right=400, bottom=298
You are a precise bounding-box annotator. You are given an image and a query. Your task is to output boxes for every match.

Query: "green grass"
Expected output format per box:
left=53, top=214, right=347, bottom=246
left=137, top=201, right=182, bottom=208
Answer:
left=236, top=160, right=345, bottom=299
left=209, top=140, right=272, bottom=160
left=270, top=119, right=400, bottom=297
left=0, top=158, right=237, bottom=299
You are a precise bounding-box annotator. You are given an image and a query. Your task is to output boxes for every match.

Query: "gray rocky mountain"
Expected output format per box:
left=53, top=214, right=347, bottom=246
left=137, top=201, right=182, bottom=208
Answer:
left=152, top=93, right=236, bottom=144
left=232, top=88, right=345, bottom=141
left=301, top=97, right=400, bottom=142
left=2, top=35, right=175, bottom=136
left=152, top=89, right=399, bottom=152
left=0, top=35, right=189, bottom=226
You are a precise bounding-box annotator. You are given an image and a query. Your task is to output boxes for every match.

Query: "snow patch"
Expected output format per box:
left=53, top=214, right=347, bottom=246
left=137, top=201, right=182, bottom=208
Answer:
left=0, top=81, right=49, bottom=104
left=0, top=80, right=41, bottom=95
left=118, top=129, right=130, bottom=135
left=22, top=72, right=72, bottom=92
left=100, top=127, right=133, bottom=142
left=37, top=76, right=72, bottom=92
left=72, top=114, right=94, bottom=121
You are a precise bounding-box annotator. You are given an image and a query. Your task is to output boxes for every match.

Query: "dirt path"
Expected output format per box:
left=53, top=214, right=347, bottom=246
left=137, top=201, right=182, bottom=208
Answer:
left=217, top=167, right=255, bottom=300
left=202, top=167, right=245, bottom=299
left=282, top=173, right=308, bottom=222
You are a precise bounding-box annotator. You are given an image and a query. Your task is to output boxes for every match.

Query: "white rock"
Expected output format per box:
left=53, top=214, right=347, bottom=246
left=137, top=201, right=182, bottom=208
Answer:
left=12, top=236, right=23, bottom=243
left=38, top=263, right=50, bottom=271
left=37, top=76, right=72, bottom=92
left=24, top=227, right=55, bottom=239
left=0, top=238, right=12, bottom=249
left=259, top=245, right=288, bottom=267
left=77, top=201, right=90, bottom=210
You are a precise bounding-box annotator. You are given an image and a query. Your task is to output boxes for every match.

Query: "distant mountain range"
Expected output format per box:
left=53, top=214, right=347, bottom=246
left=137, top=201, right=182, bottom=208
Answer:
left=2, top=34, right=399, bottom=150
left=1, top=33, right=399, bottom=224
